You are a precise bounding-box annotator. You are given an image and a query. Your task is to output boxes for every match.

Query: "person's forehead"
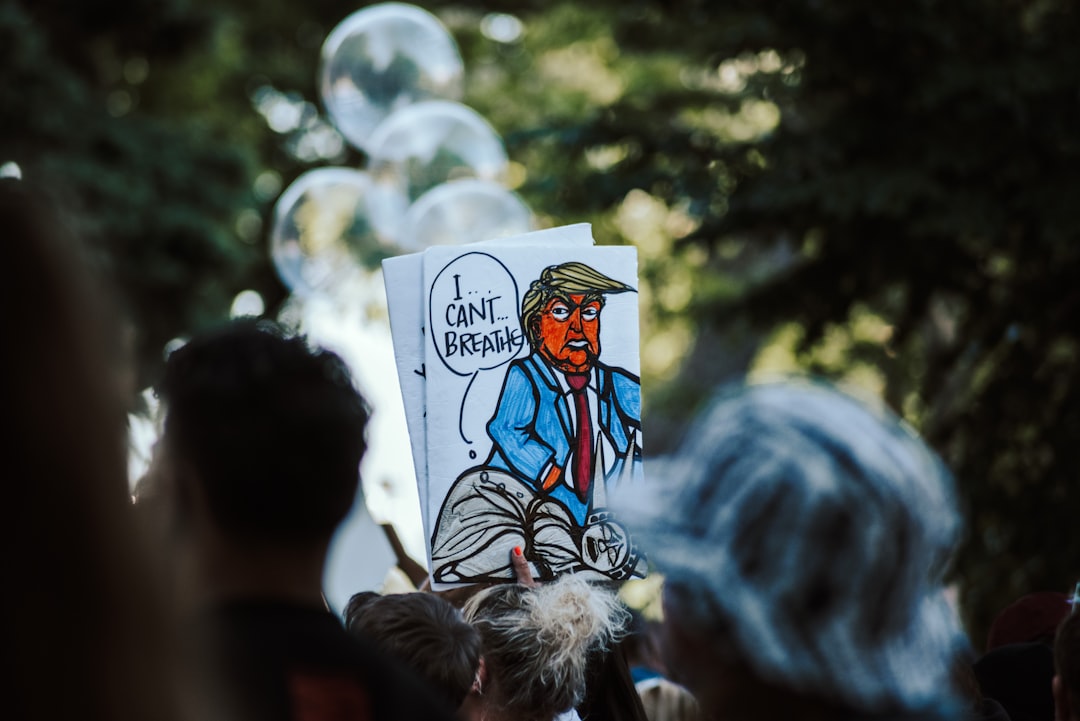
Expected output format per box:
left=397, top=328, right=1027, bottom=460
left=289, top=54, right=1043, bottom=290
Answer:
left=545, top=292, right=601, bottom=307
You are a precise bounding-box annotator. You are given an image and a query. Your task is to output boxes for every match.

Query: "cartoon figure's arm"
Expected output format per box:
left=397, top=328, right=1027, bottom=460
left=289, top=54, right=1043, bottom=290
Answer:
left=487, top=364, right=561, bottom=486
left=540, top=465, right=562, bottom=490
left=606, top=369, right=644, bottom=483
left=610, top=370, right=642, bottom=427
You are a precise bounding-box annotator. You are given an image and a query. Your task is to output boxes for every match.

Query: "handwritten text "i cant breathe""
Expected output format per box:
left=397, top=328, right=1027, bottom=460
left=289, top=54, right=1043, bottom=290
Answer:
left=441, top=274, right=524, bottom=359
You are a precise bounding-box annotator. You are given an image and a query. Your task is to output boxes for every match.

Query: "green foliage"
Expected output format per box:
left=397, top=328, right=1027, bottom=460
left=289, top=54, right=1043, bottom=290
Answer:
left=4, top=0, right=1079, bottom=644
left=0, top=1, right=260, bottom=389
left=668, top=0, right=1080, bottom=644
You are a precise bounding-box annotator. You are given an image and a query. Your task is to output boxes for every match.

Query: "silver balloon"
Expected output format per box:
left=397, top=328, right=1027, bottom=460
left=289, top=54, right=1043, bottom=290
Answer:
left=319, top=3, right=464, bottom=152
left=366, top=100, right=509, bottom=242
left=398, top=179, right=534, bottom=251
left=270, top=167, right=389, bottom=296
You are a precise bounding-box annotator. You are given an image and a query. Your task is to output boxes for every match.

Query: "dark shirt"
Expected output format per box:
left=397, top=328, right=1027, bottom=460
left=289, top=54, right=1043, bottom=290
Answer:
left=972, top=642, right=1054, bottom=721
left=857, top=704, right=967, bottom=721
left=578, top=643, right=649, bottom=721
left=969, top=698, right=1012, bottom=721
left=194, top=599, right=455, bottom=721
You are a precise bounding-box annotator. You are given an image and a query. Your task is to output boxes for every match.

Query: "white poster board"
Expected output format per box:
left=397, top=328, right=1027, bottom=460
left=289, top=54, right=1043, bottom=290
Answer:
left=383, top=226, right=648, bottom=588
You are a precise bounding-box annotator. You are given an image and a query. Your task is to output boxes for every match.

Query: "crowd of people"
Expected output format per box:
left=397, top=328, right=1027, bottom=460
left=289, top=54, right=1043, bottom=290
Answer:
left=7, top=172, right=1079, bottom=721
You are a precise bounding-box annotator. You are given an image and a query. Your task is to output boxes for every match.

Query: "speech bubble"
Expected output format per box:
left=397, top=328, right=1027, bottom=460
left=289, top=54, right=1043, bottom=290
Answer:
left=428, top=252, right=525, bottom=377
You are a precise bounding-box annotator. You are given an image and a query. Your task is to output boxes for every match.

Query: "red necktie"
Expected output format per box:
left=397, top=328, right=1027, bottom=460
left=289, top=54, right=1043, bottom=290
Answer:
left=566, top=373, right=592, bottom=503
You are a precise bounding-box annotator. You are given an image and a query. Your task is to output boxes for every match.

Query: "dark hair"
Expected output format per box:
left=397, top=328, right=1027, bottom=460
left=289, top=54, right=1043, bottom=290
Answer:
left=1056, top=606, right=1080, bottom=698
left=346, top=592, right=481, bottom=710
left=343, top=591, right=382, bottom=628
left=621, top=608, right=665, bottom=677
left=155, top=319, right=369, bottom=543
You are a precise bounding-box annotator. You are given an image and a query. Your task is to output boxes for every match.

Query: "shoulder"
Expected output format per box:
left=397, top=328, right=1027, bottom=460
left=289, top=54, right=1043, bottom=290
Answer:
left=196, top=602, right=456, bottom=721
left=515, top=354, right=559, bottom=389
left=596, top=362, right=640, bottom=386
left=861, top=704, right=965, bottom=721
left=500, top=357, right=540, bottom=390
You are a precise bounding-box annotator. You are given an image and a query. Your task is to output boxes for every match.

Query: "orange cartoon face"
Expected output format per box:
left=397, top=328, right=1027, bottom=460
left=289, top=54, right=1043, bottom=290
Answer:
left=536, top=293, right=602, bottom=374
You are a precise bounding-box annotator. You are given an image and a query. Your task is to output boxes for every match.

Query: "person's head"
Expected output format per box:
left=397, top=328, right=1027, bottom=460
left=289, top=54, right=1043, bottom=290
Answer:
left=616, top=379, right=968, bottom=719
left=520, top=263, right=634, bottom=374
left=154, top=319, right=369, bottom=550
left=986, top=591, right=1071, bottom=651
left=1053, top=602, right=1080, bottom=721
left=345, top=592, right=481, bottom=711
left=635, top=677, right=703, bottom=721
left=973, top=641, right=1056, bottom=721
left=342, top=591, right=382, bottom=628
left=461, top=574, right=628, bottom=721
left=4, top=179, right=130, bottom=476
left=3, top=178, right=200, bottom=721
left=623, top=608, right=665, bottom=678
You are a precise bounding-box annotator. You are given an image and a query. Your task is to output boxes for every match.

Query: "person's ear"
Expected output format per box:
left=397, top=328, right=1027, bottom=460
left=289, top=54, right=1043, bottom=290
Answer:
left=139, top=439, right=190, bottom=535
left=471, top=656, right=487, bottom=695
left=1053, top=674, right=1072, bottom=721
left=157, top=443, right=212, bottom=541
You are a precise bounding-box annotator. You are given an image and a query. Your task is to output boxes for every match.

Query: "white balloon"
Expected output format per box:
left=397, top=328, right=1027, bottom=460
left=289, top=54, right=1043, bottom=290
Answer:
left=319, top=3, right=464, bottom=152
left=398, top=179, right=534, bottom=251
left=270, top=167, right=391, bottom=296
left=366, top=100, right=509, bottom=242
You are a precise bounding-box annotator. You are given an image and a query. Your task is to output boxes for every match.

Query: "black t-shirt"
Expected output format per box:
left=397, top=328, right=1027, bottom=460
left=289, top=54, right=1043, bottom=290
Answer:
left=194, top=600, right=456, bottom=721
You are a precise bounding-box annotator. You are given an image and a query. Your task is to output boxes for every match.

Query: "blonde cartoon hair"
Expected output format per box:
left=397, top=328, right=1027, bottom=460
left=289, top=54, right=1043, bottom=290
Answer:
left=520, top=262, right=634, bottom=350
left=462, top=574, right=628, bottom=721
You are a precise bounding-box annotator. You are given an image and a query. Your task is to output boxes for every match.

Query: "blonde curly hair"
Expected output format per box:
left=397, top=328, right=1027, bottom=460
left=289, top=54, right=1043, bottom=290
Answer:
left=463, top=574, right=629, bottom=721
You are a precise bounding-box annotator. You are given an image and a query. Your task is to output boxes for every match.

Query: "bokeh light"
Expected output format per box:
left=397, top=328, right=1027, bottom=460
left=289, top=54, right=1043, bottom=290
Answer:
left=0, top=161, right=23, bottom=179
left=230, top=289, right=266, bottom=318
left=480, top=13, right=524, bottom=44
left=163, top=337, right=188, bottom=359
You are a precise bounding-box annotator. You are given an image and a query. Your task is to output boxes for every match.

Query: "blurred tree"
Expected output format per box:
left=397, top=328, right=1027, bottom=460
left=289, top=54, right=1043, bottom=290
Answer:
left=0, top=1, right=256, bottom=393
left=601, top=0, right=1079, bottom=646
left=453, top=0, right=1080, bottom=647
left=3, top=0, right=1077, bottom=644
left=687, top=0, right=1080, bottom=648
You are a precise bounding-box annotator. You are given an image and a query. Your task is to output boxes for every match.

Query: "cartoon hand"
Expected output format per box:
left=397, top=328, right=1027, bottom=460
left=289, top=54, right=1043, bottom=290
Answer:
left=542, top=465, right=562, bottom=490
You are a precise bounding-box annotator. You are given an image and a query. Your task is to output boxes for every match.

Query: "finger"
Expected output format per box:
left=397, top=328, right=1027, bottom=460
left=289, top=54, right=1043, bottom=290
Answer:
left=511, top=546, right=538, bottom=587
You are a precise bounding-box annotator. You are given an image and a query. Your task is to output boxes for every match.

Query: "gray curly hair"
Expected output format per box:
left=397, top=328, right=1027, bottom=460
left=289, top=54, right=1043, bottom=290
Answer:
left=616, top=378, right=968, bottom=715
left=462, top=574, right=628, bottom=721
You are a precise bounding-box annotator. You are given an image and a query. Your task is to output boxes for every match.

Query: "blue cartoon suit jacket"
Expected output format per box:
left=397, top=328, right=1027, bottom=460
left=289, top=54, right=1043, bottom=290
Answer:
left=485, top=353, right=642, bottom=524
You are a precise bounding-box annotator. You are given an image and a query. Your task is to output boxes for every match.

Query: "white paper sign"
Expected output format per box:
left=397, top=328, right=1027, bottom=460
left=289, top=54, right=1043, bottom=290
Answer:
left=383, top=225, right=647, bottom=588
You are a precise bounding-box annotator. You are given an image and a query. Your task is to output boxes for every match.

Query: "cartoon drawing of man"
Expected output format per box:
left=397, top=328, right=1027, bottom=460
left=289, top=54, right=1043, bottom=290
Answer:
left=484, top=262, right=642, bottom=525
